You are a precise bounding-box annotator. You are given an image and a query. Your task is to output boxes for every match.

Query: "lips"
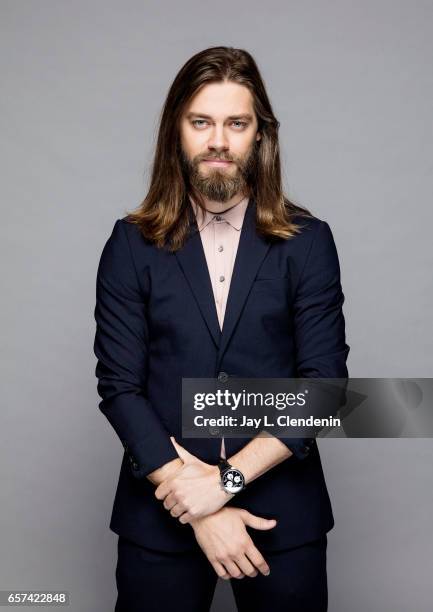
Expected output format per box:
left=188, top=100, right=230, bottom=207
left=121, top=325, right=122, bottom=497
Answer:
left=202, top=159, right=233, bottom=165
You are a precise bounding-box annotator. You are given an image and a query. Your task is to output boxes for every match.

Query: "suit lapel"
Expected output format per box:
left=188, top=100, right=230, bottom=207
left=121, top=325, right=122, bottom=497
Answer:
left=174, top=196, right=272, bottom=360
left=174, top=214, right=222, bottom=348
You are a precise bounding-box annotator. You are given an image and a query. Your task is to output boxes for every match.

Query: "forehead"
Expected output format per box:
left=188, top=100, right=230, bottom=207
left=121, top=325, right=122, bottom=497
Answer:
left=184, top=81, right=255, bottom=118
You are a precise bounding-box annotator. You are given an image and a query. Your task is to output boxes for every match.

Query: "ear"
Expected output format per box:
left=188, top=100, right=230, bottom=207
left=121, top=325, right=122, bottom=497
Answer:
left=256, top=132, right=261, bottom=142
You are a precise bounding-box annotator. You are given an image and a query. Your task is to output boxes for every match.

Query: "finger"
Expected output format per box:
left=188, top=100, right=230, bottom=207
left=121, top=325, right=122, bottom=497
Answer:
left=233, top=554, right=258, bottom=578
left=170, top=438, right=196, bottom=463
left=240, top=510, right=277, bottom=531
left=178, top=512, right=193, bottom=525
left=162, top=493, right=177, bottom=511
left=223, top=560, right=245, bottom=579
left=154, top=482, right=172, bottom=500
left=169, top=503, right=185, bottom=518
left=245, top=545, right=270, bottom=576
left=179, top=507, right=206, bottom=524
left=211, top=561, right=231, bottom=580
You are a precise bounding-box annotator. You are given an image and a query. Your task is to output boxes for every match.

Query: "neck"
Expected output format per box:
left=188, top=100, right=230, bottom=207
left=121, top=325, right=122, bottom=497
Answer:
left=196, top=192, right=247, bottom=214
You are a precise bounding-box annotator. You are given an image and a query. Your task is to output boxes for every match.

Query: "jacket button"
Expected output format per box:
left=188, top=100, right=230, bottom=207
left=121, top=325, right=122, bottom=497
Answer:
left=217, top=371, right=229, bottom=382
left=131, top=462, right=139, bottom=470
left=209, top=426, right=220, bottom=436
left=303, top=446, right=310, bottom=454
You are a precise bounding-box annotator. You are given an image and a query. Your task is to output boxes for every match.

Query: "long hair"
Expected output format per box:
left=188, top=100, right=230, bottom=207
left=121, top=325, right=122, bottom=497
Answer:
left=125, top=46, right=313, bottom=251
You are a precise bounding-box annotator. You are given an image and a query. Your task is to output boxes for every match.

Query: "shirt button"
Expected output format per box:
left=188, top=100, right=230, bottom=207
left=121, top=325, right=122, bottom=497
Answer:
left=218, top=245, right=224, bottom=252
left=215, top=215, right=222, bottom=221
left=219, top=275, right=225, bottom=282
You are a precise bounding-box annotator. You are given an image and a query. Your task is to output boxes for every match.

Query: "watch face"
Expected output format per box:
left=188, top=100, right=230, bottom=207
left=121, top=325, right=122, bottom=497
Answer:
left=222, top=468, right=245, bottom=493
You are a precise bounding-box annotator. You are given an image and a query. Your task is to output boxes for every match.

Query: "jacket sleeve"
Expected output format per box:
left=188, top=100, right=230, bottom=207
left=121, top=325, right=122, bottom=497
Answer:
left=281, top=220, right=350, bottom=460
left=93, top=219, right=179, bottom=479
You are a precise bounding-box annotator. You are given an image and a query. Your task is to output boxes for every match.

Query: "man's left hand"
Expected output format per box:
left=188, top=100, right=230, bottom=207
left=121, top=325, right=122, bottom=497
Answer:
left=154, top=438, right=234, bottom=524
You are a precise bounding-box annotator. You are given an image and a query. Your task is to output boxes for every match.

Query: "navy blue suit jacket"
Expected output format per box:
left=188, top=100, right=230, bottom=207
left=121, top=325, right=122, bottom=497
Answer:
left=93, top=197, right=350, bottom=552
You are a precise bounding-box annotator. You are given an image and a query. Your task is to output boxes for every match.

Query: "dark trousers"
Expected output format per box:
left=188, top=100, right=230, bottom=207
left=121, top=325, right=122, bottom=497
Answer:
left=114, top=534, right=328, bottom=612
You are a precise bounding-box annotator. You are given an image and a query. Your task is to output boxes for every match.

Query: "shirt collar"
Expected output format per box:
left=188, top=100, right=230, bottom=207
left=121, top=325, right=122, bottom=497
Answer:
left=189, top=194, right=249, bottom=232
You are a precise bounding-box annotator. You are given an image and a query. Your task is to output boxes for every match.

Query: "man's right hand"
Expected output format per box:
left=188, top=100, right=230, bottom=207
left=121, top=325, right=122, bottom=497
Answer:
left=190, top=507, right=277, bottom=580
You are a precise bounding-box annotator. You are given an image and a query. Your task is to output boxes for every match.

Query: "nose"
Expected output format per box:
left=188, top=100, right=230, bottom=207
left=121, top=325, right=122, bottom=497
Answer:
left=207, top=124, right=229, bottom=154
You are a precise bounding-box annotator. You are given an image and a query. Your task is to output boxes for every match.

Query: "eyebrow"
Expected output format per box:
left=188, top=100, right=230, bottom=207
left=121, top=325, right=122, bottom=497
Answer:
left=185, top=112, right=254, bottom=121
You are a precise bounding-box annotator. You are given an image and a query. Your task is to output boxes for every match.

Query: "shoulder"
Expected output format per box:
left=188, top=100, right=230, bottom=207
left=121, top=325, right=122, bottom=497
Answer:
left=282, top=213, right=342, bottom=292
left=96, top=219, right=135, bottom=280
left=98, top=217, right=167, bottom=283
left=105, top=216, right=157, bottom=256
left=289, top=211, right=331, bottom=236
left=117, top=216, right=160, bottom=248
left=284, top=212, right=336, bottom=256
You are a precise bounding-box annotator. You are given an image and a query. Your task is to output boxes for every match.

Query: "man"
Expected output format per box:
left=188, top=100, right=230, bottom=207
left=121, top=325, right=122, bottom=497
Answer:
left=94, top=46, right=350, bottom=612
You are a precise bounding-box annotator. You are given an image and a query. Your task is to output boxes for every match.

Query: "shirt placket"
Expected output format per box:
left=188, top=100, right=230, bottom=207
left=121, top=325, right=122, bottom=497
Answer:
left=213, top=215, right=228, bottom=458
left=214, top=216, right=226, bottom=327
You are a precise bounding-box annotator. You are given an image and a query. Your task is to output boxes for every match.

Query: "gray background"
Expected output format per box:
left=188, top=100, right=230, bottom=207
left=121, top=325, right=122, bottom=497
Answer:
left=1, top=1, right=432, bottom=610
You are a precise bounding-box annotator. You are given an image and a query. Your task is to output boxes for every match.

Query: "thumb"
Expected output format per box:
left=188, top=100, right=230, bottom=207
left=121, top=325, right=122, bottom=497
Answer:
left=170, top=437, right=197, bottom=464
left=239, top=510, right=277, bottom=531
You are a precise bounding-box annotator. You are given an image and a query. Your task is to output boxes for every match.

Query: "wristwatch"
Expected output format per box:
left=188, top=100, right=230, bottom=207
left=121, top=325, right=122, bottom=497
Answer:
left=218, top=458, right=246, bottom=495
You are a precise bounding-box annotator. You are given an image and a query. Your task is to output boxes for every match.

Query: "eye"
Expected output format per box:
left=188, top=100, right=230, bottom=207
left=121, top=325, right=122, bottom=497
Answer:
left=191, top=119, right=249, bottom=129
left=191, top=120, right=208, bottom=128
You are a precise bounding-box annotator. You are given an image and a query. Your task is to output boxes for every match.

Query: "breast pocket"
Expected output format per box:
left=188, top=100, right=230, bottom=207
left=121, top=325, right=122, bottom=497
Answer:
left=245, top=275, right=292, bottom=332
left=251, top=275, right=291, bottom=292
left=249, top=275, right=291, bottom=315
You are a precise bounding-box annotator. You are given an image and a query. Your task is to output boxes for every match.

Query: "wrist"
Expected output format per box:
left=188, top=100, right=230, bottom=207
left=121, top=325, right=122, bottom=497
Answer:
left=209, top=465, right=233, bottom=503
left=150, top=458, right=183, bottom=485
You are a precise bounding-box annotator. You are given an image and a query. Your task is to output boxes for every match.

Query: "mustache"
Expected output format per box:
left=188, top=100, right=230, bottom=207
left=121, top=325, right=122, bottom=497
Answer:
left=199, top=154, right=235, bottom=162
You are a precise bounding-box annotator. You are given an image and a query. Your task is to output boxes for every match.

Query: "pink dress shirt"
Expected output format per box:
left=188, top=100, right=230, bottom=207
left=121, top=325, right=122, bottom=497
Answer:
left=189, top=194, right=249, bottom=459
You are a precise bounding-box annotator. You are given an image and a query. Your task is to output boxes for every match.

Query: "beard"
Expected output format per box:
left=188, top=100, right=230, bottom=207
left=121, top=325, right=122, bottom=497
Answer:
left=180, top=142, right=258, bottom=203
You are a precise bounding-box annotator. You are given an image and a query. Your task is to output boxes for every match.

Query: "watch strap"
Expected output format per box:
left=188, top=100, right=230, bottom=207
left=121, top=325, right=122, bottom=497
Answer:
left=218, top=458, right=232, bottom=475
